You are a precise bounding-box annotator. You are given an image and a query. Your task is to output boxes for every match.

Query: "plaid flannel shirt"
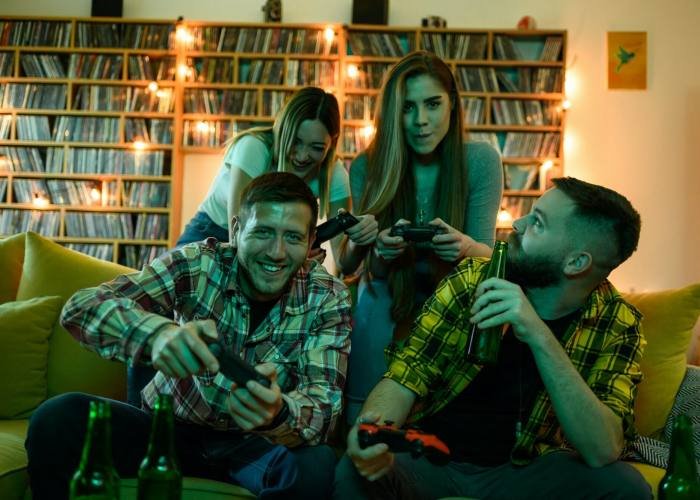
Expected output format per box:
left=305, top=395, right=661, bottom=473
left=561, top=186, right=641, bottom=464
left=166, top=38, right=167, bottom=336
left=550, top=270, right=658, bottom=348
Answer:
left=61, top=239, right=352, bottom=447
left=385, top=257, right=645, bottom=464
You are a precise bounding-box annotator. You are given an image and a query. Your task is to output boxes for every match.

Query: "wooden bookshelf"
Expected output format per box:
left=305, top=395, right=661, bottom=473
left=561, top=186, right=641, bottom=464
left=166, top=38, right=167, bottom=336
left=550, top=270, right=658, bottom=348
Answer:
left=0, top=16, right=178, bottom=268
left=178, top=21, right=342, bottom=151
left=0, top=17, right=566, bottom=263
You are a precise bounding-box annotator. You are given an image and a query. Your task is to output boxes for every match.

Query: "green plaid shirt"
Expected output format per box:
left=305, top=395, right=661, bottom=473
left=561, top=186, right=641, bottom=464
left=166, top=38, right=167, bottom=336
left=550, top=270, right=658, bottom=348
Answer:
left=61, top=239, right=352, bottom=447
left=385, top=257, right=645, bottom=464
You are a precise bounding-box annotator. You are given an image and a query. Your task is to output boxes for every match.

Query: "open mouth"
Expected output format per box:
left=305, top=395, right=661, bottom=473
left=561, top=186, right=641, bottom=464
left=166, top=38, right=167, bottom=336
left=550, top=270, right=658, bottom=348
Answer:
left=260, top=262, right=285, bottom=274
left=292, top=161, right=311, bottom=170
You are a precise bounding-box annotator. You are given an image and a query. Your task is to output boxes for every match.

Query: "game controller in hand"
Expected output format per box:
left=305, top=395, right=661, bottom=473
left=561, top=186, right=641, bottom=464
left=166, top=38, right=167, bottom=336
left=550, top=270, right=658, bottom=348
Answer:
left=389, top=224, right=442, bottom=243
left=357, top=422, right=451, bottom=465
left=312, top=211, right=360, bottom=248
left=208, top=343, right=271, bottom=388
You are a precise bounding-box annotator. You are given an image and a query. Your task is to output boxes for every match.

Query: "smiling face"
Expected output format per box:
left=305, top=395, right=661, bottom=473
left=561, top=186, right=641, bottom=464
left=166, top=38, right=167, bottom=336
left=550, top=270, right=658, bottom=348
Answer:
left=288, top=118, right=331, bottom=181
left=232, top=201, right=313, bottom=302
left=402, top=73, right=452, bottom=163
left=507, top=188, right=578, bottom=288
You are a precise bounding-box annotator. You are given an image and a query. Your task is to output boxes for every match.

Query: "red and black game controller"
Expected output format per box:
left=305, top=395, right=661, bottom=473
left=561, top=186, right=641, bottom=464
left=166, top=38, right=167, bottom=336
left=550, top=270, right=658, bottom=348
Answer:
left=357, top=422, right=451, bottom=465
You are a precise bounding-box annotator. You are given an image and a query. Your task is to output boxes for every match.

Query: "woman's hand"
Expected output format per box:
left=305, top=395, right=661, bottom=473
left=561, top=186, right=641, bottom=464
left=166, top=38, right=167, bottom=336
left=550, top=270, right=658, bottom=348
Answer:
left=307, top=246, right=327, bottom=264
left=374, top=219, right=410, bottom=262
left=429, top=218, right=477, bottom=262
left=346, top=213, right=378, bottom=246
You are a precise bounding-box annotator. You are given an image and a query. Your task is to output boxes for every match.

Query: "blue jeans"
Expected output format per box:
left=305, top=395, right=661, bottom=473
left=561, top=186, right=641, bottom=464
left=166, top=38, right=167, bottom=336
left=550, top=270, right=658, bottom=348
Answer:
left=26, top=393, right=336, bottom=500
left=333, top=449, right=651, bottom=500
left=345, top=275, right=431, bottom=425
left=176, top=210, right=229, bottom=246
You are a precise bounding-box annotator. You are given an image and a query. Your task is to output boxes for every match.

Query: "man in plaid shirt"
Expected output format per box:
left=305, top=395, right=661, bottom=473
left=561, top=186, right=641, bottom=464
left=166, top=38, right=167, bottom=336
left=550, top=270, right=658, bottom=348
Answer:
left=335, top=178, right=652, bottom=499
left=27, top=172, right=351, bottom=499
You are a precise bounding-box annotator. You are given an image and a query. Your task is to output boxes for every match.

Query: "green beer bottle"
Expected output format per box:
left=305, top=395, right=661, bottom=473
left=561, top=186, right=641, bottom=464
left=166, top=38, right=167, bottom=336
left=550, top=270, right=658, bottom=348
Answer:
left=659, top=414, right=700, bottom=499
left=69, top=400, right=120, bottom=500
left=137, top=394, right=182, bottom=500
left=465, top=240, right=508, bottom=364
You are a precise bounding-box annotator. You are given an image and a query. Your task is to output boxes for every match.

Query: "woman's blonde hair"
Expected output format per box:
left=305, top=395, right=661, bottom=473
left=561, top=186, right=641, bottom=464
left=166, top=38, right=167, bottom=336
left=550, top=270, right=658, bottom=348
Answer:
left=360, top=51, right=468, bottom=323
left=225, top=87, right=340, bottom=217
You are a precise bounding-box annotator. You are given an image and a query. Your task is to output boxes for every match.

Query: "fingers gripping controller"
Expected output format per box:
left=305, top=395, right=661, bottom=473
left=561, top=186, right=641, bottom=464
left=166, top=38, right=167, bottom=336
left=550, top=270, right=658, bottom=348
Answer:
left=209, top=343, right=271, bottom=388
left=312, top=212, right=360, bottom=248
left=357, top=422, right=451, bottom=465
left=389, top=224, right=442, bottom=242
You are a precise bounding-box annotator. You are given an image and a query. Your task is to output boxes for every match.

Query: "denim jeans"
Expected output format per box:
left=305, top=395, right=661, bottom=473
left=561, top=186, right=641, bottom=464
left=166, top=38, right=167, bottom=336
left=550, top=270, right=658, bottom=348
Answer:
left=333, top=449, right=651, bottom=500
left=26, top=393, right=336, bottom=500
left=176, top=210, right=229, bottom=246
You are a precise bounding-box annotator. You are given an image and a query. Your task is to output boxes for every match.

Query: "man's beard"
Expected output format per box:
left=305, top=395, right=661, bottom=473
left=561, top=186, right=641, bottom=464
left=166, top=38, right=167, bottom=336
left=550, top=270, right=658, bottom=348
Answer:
left=506, top=232, right=563, bottom=289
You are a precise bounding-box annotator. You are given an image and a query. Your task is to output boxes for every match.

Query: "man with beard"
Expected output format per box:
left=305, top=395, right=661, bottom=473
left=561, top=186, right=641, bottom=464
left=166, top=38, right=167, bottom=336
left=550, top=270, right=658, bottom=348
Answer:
left=334, top=177, right=651, bottom=499
left=26, top=172, right=351, bottom=500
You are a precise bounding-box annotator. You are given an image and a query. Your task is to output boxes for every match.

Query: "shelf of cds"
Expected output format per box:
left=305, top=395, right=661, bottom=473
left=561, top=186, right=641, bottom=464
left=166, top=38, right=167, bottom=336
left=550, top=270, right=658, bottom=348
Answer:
left=178, top=22, right=341, bottom=151
left=1, top=17, right=567, bottom=264
left=0, top=16, right=177, bottom=268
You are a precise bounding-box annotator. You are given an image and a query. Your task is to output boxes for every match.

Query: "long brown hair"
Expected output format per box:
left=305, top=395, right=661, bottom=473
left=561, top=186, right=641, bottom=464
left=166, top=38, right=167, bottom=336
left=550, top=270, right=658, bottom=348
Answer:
left=225, top=87, right=340, bottom=218
left=359, top=51, right=468, bottom=322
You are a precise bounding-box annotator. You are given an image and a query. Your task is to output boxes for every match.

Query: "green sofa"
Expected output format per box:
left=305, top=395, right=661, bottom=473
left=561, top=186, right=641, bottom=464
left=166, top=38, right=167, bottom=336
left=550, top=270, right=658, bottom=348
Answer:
left=1, top=231, right=698, bottom=499
left=0, top=232, right=253, bottom=499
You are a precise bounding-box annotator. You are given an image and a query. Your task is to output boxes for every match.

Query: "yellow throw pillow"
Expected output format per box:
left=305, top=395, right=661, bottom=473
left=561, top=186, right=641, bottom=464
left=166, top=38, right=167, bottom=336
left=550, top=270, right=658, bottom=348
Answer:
left=16, top=232, right=134, bottom=401
left=0, top=233, right=26, bottom=304
left=0, top=296, right=63, bottom=418
left=624, top=283, right=700, bottom=437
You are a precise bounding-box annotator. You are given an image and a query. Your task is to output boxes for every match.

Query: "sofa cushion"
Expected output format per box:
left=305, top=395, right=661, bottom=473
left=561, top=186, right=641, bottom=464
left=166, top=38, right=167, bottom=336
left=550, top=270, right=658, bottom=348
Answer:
left=624, top=283, right=700, bottom=437
left=121, top=477, right=256, bottom=499
left=0, top=420, right=30, bottom=499
left=0, top=296, right=62, bottom=419
left=0, top=233, right=26, bottom=304
left=16, top=232, right=134, bottom=401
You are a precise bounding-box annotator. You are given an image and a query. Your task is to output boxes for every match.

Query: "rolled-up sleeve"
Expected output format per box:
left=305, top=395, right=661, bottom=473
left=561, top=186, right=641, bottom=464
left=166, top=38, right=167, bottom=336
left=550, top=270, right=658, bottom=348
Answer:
left=586, top=320, right=645, bottom=440
left=60, top=249, right=195, bottom=365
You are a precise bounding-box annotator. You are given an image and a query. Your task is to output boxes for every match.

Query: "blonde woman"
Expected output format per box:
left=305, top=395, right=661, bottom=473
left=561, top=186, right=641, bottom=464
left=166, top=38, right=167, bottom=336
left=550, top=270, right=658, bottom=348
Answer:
left=344, top=51, right=503, bottom=422
left=176, top=86, right=375, bottom=270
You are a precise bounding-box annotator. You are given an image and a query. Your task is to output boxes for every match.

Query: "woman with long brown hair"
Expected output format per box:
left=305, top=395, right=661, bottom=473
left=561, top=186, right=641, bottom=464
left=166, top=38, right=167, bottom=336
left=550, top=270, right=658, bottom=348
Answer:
left=344, top=51, right=503, bottom=422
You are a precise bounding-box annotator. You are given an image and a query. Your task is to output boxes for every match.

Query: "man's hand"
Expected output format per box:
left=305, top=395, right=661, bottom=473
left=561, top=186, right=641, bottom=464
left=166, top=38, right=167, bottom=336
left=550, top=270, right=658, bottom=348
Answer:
left=150, top=319, right=219, bottom=378
left=374, top=219, right=409, bottom=261
left=347, top=412, right=395, bottom=481
left=346, top=213, right=378, bottom=246
left=469, top=277, right=550, bottom=347
left=226, top=363, right=283, bottom=430
left=429, top=217, right=476, bottom=262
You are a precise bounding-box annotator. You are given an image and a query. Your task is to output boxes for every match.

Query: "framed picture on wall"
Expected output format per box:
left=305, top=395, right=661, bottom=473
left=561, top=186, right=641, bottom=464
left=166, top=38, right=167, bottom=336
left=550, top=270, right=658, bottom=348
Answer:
left=607, top=31, right=647, bottom=90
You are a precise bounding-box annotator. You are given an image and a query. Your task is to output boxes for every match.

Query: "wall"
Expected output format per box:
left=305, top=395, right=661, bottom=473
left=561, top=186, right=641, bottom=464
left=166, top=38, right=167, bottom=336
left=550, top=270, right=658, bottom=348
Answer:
left=4, top=0, right=700, bottom=291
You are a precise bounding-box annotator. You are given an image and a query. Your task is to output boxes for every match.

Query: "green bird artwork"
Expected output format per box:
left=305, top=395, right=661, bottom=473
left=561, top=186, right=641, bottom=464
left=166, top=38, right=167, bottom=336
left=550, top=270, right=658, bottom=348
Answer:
left=616, top=45, right=636, bottom=72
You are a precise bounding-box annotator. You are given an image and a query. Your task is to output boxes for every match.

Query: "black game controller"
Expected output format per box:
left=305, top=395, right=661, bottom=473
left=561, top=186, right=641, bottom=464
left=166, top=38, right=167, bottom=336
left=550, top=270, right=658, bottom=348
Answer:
left=389, top=224, right=441, bottom=243
left=208, top=343, right=271, bottom=388
left=312, top=211, right=360, bottom=248
left=358, top=422, right=451, bottom=465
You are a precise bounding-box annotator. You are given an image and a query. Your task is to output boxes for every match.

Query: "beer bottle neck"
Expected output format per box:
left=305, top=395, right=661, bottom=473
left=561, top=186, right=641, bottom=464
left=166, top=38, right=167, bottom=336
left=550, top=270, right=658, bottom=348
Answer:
left=145, top=407, right=176, bottom=460
left=79, top=412, right=112, bottom=471
left=668, top=419, right=697, bottom=478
